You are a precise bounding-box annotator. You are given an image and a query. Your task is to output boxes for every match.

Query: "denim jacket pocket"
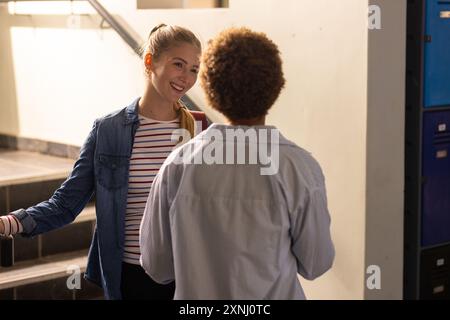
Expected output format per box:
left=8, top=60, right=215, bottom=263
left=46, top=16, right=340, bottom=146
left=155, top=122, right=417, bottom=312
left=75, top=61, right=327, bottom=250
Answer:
left=96, top=154, right=129, bottom=190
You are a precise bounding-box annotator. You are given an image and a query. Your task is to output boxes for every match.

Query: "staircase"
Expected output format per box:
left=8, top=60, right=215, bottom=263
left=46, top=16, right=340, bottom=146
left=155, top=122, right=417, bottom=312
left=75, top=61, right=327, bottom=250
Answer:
left=0, top=148, right=103, bottom=299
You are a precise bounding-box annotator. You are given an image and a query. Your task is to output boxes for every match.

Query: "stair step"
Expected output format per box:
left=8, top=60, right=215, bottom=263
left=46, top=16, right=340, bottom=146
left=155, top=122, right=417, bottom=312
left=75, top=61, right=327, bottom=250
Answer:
left=0, top=149, right=96, bottom=265
left=0, top=250, right=103, bottom=299
left=74, top=205, right=96, bottom=224
left=1, top=148, right=75, bottom=220
left=0, top=250, right=87, bottom=290
left=0, top=150, right=103, bottom=299
left=0, top=205, right=96, bottom=266
left=0, top=148, right=74, bottom=188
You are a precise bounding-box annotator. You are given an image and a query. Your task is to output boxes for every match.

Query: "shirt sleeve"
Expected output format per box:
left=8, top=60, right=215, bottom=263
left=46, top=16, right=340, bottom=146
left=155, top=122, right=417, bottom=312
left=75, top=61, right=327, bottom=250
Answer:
left=0, top=215, right=23, bottom=237
left=10, top=120, right=98, bottom=237
left=139, top=164, right=175, bottom=284
left=290, top=186, right=335, bottom=280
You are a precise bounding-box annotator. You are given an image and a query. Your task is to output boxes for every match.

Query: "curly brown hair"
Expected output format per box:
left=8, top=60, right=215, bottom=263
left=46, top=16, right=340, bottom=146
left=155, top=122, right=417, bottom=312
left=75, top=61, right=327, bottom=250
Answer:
left=200, top=27, right=285, bottom=121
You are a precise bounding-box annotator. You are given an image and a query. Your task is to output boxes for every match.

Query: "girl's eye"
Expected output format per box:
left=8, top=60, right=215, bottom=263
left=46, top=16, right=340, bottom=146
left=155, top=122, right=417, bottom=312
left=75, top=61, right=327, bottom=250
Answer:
left=191, top=69, right=199, bottom=74
left=174, top=62, right=183, bottom=68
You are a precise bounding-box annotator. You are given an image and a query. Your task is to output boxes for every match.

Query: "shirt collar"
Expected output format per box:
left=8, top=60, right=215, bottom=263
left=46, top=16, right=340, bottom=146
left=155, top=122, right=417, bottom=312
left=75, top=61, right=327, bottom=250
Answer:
left=199, top=123, right=296, bottom=147
left=124, top=97, right=140, bottom=125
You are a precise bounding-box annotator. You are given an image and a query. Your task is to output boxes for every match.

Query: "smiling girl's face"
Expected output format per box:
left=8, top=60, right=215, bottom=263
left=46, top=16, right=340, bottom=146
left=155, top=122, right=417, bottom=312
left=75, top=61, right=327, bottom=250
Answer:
left=149, top=42, right=201, bottom=104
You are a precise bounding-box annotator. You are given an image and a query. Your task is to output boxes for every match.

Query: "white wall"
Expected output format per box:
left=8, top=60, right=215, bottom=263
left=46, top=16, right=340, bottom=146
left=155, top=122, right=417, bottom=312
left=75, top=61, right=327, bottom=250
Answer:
left=0, top=1, right=230, bottom=145
left=0, top=0, right=406, bottom=299
left=225, top=0, right=369, bottom=300
left=0, top=5, right=20, bottom=136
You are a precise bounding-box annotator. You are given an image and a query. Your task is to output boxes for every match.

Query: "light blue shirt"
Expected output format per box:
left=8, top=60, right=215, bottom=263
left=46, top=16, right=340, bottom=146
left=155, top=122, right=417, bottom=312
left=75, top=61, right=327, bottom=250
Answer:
left=140, top=124, right=335, bottom=299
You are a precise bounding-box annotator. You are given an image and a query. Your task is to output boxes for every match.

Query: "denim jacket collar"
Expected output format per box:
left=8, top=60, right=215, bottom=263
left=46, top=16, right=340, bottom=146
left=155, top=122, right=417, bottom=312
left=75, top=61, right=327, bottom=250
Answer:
left=124, top=97, right=140, bottom=125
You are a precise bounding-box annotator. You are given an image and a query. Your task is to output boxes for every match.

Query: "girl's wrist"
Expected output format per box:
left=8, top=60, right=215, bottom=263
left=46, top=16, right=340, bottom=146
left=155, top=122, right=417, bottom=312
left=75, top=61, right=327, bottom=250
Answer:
left=0, top=218, right=5, bottom=234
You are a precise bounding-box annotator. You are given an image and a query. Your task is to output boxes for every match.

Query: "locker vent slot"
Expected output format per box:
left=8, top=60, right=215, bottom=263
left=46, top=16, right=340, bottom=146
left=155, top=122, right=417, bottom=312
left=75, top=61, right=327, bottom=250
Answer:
left=433, top=132, right=450, bottom=145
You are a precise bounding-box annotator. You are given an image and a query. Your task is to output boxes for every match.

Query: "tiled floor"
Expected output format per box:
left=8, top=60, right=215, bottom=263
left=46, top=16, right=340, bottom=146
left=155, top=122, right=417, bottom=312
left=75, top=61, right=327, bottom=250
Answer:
left=0, top=149, right=75, bottom=187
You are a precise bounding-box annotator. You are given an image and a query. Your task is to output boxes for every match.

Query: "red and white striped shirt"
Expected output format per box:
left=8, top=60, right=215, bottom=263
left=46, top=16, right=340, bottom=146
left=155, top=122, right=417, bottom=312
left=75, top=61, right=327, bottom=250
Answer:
left=123, top=114, right=181, bottom=265
left=0, top=214, right=23, bottom=236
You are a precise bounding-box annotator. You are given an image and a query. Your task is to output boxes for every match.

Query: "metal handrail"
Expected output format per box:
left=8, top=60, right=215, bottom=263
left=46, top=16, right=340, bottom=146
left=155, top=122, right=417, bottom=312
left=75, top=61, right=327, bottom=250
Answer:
left=0, top=0, right=142, bottom=56
left=87, top=0, right=142, bottom=56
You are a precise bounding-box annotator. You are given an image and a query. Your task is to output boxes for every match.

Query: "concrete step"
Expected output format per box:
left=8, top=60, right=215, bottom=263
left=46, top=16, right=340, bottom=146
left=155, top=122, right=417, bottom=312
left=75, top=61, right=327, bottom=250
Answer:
left=74, top=205, right=96, bottom=224
left=0, top=149, right=102, bottom=299
left=0, top=148, right=74, bottom=188
left=0, top=148, right=75, bottom=218
left=0, top=250, right=103, bottom=299
left=0, top=148, right=96, bottom=265
left=1, top=204, right=96, bottom=266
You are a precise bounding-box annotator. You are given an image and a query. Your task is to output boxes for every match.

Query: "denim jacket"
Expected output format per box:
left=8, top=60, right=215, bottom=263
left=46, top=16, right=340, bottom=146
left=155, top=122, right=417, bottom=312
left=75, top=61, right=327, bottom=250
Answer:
left=12, top=98, right=149, bottom=299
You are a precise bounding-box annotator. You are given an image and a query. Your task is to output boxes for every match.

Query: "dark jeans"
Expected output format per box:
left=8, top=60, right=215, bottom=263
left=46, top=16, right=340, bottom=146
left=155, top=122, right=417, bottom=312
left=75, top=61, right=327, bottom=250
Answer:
left=120, top=262, right=175, bottom=300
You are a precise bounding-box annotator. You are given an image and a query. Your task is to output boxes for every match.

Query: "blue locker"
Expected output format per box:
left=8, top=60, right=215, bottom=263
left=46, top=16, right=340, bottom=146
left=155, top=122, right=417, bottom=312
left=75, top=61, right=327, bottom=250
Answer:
left=422, top=111, right=450, bottom=246
left=424, top=0, right=450, bottom=108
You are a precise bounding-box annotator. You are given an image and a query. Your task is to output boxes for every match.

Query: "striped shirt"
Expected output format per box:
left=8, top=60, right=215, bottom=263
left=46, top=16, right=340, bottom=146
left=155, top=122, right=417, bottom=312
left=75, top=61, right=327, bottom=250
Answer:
left=123, top=114, right=181, bottom=265
left=0, top=215, right=23, bottom=237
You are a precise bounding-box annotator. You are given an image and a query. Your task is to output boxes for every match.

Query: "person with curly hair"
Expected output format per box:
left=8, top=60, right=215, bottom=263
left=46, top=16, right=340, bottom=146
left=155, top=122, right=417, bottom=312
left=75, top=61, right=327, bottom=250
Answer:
left=140, top=27, right=334, bottom=299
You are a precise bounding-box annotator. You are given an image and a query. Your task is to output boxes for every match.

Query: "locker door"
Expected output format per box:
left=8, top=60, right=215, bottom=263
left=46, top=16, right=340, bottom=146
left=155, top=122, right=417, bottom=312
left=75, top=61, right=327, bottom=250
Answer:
left=422, top=111, right=450, bottom=246
left=420, top=245, right=450, bottom=299
left=424, top=0, right=450, bottom=108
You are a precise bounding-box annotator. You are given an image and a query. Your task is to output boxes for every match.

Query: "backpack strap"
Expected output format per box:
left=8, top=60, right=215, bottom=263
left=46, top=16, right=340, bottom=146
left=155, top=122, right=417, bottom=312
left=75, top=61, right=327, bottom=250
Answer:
left=189, top=110, right=209, bottom=132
